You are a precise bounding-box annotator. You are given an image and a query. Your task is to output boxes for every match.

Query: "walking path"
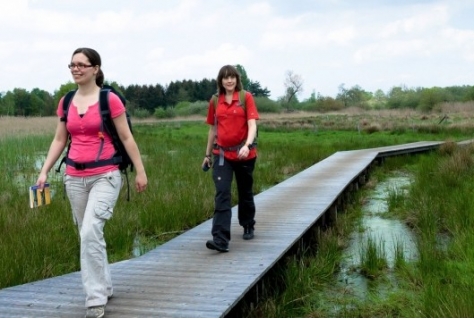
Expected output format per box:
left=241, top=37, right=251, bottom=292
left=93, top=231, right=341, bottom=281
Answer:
left=0, top=141, right=449, bottom=317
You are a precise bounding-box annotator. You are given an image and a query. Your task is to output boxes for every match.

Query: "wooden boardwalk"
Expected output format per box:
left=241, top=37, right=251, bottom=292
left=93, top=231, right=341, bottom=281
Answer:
left=0, top=141, right=450, bottom=318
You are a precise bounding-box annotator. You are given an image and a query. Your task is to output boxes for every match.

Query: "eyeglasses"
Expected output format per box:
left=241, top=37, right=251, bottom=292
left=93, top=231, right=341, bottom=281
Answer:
left=68, top=63, right=94, bottom=70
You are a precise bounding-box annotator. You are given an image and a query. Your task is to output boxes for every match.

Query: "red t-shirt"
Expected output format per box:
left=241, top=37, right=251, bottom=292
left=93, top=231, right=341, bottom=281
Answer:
left=57, top=92, right=126, bottom=177
left=206, top=90, right=259, bottom=161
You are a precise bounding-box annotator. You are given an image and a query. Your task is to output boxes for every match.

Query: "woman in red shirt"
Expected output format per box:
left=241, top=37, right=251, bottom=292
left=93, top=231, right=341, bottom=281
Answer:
left=202, top=65, right=259, bottom=253
left=36, top=48, right=147, bottom=318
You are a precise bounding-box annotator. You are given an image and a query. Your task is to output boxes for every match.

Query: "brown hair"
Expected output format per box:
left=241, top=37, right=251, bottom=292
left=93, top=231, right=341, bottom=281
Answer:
left=216, top=65, right=242, bottom=94
left=72, top=47, right=104, bottom=87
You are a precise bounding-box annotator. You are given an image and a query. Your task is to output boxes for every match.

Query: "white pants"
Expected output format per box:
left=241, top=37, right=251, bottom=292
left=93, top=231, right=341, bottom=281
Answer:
left=64, top=170, right=122, bottom=307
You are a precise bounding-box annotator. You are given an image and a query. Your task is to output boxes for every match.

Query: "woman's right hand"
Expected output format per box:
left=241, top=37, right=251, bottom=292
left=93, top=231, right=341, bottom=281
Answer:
left=36, top=172, right=48, bottom=189
left=202, top=156, right=211, bottom=171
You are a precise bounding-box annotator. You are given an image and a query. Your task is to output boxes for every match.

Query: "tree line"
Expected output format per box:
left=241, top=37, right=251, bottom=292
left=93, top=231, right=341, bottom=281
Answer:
left=293, top=84, right=474, bottom=113
left=0, top=64, right=272, bottom=117
left=1, top=64, right=473, bottom=117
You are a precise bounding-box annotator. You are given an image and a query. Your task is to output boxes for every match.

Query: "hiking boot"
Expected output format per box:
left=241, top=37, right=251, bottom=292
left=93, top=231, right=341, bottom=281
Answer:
left=206, top=240, right=229, bottom=252
left=243, top=225, right=254, bottom=240
left=86, top=305, right=105, bottom=318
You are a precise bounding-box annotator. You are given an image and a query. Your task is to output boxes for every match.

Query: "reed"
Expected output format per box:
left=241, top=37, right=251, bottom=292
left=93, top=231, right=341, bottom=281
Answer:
left=359, top=235, right=388, bottom=279
left=393, top=236, right=406, bottom=270
left=2, top=114, right=474, bottom=318
left=253, top=142, right=474, bottom=317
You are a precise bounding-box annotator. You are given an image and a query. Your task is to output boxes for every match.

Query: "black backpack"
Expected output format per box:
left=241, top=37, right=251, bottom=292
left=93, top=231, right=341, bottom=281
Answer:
left=56, top=85, right=134, bottom=199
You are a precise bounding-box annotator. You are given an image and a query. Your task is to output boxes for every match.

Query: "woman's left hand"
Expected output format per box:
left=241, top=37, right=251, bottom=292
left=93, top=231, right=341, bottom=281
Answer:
left=237, top=145, right=250, bottom=159
left=135, top=171, right=148, bottom=192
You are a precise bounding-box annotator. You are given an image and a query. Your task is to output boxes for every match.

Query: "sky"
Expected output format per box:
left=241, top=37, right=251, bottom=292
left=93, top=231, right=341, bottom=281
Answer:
left=1, top=0, right=473, bottom=101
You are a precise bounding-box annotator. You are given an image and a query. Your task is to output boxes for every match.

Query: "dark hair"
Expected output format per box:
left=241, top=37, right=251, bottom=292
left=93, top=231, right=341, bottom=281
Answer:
left=72, top=47, right=104, bottom=87
left=216, top=65, right=242, bottom=94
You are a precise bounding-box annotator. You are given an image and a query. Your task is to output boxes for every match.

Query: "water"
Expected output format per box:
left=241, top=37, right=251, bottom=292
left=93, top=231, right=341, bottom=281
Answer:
left=334, top=174, right=418, bottom=300
left=13, top=152, right=63, bottom=196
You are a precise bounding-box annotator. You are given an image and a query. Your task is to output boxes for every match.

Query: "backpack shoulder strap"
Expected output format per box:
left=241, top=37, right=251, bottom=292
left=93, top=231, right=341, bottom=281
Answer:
left=56, top=90, right=76, bottom=173
left=99, top=88, right=111, bottom=121
left=212, top=93, right=218, bottom=109
left=239, top=90, right=247, bottom=111
left=60, top=90, right=76, bottom=123
left=99, top=88, right=121, bottom=150
left=99, top=87, right=132, bottom=201
left=99, top=87, right=123, bottom=134
left=212, top=93, right=219, bottom=126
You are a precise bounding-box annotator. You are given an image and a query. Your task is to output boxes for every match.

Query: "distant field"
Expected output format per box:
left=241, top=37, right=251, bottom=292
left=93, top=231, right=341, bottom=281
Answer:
left=2, top=101, right=474, bottom=139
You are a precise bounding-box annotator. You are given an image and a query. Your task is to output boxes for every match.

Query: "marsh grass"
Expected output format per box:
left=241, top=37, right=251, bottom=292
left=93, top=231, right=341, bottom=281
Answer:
left=402, top=143, right=474, bottom=317
left=248, top=195, right=365, bottom=318
left=3, top=111, right=474, bottom=317
left=393, top=237, right=407, bottom=269
left=250, top=140, right=474, bottom=317
left=386, top=182, right=410, bottom=214
left=359, top=235, right=388, bottom=279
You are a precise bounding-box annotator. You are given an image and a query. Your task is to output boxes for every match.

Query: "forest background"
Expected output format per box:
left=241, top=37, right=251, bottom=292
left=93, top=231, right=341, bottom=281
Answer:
left=1, top=64, right=474, bottom=118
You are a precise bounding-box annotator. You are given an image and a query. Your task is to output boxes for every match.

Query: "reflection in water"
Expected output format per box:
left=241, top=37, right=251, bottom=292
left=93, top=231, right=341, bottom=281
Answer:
left=14, top=152, right=64, bottom=196
left=334, top=175, right=418, bottom=302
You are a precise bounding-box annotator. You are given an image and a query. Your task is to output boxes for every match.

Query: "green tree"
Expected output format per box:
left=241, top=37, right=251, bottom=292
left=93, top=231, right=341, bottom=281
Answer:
left=54, top=82, right=77, bottom=106
left=235, top=65, right=271, bottom=97
left=165, top=81, right=180, bottom=108
left=336, top=83, right=348, bottom=107
left=283, top=70, right=303, bottom=111
left=235, top=64, right=250, bottom=90
left=0, top=91, right=15, bottom=116
left=372, top=89, right=387, bottom=109
left=343, top=85, right=372, bottom=107
left=196, top=78, right=217, bottom=101
left=247, top=81, right=271, bottom=97
left=386, top=86, right=405, bottom=109
left=30, top=88, right=55, bottom=116
left=386, top=85, right=422, bottom=109
left=419, top=87, right=445, bottom=112
left=463, top=86, right=474, bottom=101
left=12, top=88, right=31, bottom=116
left=176, top=87, right=191, bottom=103
left=305, top=90, right=317, bottom=103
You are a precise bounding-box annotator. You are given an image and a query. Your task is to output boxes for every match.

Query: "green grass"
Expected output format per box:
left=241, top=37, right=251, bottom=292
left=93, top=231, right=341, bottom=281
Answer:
left=2, top=117, right=474, bottom=318
left=359, top=235, right=388, bottom=279
left=248, top=141, right=474, bottom=318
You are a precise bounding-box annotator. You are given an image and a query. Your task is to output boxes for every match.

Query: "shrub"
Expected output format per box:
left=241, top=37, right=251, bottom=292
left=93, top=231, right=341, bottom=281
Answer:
left=175, top=101, right=208, bottom=117
left=154, top=107, right=176, bottom=119
left=131, top=108, right=150, bottom=119
left=316, top=97, right=345, bottom=112
left=175, top=101, right=191, bottom=110
left=438, top=140, right=458, bottom=156
left=364, top=123, right=382, bottom=134
left=255, top=97, right=282, bottom=113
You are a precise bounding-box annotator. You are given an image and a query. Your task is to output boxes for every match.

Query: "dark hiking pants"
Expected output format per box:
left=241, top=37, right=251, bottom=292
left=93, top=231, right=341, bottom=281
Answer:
left=211, top=156, right=256, bottom=246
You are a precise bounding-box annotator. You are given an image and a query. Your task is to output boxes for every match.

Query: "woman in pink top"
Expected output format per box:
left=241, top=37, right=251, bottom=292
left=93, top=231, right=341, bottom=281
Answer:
left=36, top=47, right=147, bottom=318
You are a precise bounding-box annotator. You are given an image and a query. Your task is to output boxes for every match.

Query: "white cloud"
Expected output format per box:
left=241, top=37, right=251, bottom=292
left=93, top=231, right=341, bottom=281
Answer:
left=378, top=4, right=449, bottom=38
left=0, top=0, right=473, bottom=100
left=248, top=2, right=273, bottom=16
left=144, top=44, right=252, bottom=82
left=354, top=39, right=428, bottom=64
